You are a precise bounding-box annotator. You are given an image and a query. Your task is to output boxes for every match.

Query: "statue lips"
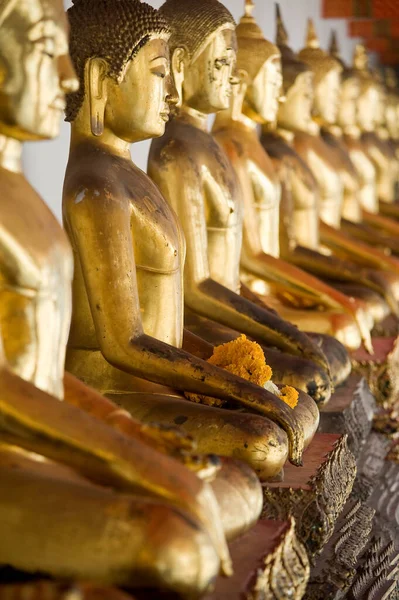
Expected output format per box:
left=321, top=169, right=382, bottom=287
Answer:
left=49, top=95, right=66, bottom=112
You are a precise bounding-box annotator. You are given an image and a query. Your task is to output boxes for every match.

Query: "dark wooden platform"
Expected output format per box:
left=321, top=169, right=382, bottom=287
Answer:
left=205, top=519, right=309, bottom=600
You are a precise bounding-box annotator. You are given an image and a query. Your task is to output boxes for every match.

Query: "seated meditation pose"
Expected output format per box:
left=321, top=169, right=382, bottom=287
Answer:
left=212, top=0, right=365, bottom=371
left=0, top=0, right=265, bottom=592
left=296, top=22, right=399, bottom=315
left=355, top=48, right=399, bottom=222
left=62, top=0, right=311, bottom=482
left=148, top=0, right=331, bottom=417
left=327, top=34, right=399, bottom=258
left=260, top=8, right=398, bottom=339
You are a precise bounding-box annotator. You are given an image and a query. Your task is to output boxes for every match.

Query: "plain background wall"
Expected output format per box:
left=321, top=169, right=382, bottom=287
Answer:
left=23, top=0, right=361, bottom=220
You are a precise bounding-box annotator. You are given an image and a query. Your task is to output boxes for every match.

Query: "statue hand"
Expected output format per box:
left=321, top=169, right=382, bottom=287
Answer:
left=235, top=386, right=305, bottom=467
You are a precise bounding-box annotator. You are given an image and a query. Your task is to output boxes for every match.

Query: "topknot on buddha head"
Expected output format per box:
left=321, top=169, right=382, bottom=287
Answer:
left=236, top=0, right=280, bottom=83
left=275, top=4, right=310, bottom=97
left=159, top=0, right=235, bottom=64
left=66, top=0, right=170, bottom=122
left=298, top=19, right=342, bottom=87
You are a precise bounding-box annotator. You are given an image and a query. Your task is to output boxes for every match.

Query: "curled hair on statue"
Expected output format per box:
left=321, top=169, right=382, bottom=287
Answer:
left=159, top=0, right=235, bottom=64
left=66, top=0, right=170, bottom=122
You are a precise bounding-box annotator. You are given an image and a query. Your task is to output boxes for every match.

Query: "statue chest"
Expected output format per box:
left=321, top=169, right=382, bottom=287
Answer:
left=130, top=190, right=182, bottom=276
left=261, top=133, right=317, bottom=211
left=295, top=135, right=343, bottom=227
left=0, top=173, right=73, bottom=292
left=200, top=151, right=243, bottom=237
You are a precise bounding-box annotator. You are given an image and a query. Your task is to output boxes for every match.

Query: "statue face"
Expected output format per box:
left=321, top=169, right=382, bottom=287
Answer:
left=247, top=56, right=282, bottom=123
left=105, top=38, right=177, bottom=143
left=278, top=71, right=314, bottom=132
left=0, top=0, right=78, bottom=140
left=314, top=69, right=340, bottom=124
left=357, top=85, right=379, bottom=131
left=337, top=78, right=359, bottom=129
left=182, top=28, right=237, bottom=114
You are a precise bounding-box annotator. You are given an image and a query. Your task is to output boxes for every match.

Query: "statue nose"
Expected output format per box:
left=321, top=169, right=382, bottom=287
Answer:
left=59, top=55, right=79, bottom=94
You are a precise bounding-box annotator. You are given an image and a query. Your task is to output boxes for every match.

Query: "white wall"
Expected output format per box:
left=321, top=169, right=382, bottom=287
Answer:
left=23, top=0, right=360, bottom=220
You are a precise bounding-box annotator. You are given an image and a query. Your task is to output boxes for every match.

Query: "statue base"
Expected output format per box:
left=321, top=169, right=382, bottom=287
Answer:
left=318, top=373, right=375, bottom=457
left=305, top=498, right=375, bottom=600
left=205, top=519, right=310, bottom=600
left=262, top=433, right=357, bottom=558
left=305, top=430, right=399, bottom=600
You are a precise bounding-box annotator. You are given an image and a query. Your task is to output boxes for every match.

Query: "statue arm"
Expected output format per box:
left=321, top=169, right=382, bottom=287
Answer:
left=319, top=221, right=399, bottom=315
left=65, top=189, right=304, bottom=465
left=240, top=166, right=360, bottom=313
left=362, top=209, right=399, bottom=238
left=341, top=216, right=399, bottom=256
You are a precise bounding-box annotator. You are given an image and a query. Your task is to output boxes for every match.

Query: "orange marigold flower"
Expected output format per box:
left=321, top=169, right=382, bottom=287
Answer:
left=207, top=335, right=273, bottom=387
left=185, top=335, right=275, bottom=406
left=279, top=386, right=299, bottom=409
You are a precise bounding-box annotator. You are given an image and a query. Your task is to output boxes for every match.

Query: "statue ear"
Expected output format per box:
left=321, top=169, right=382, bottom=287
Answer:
left=230, top=69, right=249, bottom=120
left=171, top=48, right=186, bottom=108
left=86, top=57, right=108, bottom=136
left=236, top=69, right=250, bottom=94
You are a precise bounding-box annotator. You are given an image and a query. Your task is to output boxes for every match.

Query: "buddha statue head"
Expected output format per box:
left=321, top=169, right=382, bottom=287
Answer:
left=275, top=4, right=314, bottom=133
left=352, top=44, right=380, bottom=132
left=159, top=0, right=236, bottom=114
left=329, top=31, right=360, bottom=132
left=234, top=0, right=282, bottom=124
left=0, top=0, right=78, bottom=141
left=66, top=0, right=177, bottom=142
left=298, top=19, right=342, bottom=126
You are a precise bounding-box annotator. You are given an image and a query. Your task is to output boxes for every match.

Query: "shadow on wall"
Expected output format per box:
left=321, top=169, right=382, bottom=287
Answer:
left=22, top=0, right=361, bottom=221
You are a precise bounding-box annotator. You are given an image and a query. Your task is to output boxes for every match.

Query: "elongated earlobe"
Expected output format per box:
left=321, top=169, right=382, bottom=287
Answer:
left=87, top=58, right=107, bottom=136
left=171, top=48, right=185, bottom=109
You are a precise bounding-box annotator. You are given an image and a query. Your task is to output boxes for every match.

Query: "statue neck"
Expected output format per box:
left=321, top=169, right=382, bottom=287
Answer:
left=214, top=102, right=257, bottom=132
left=179, top=105, right=209, bottom=132
left=70, top=105, right=132, bottom=160
left=0, top=135, right=23, bottom=173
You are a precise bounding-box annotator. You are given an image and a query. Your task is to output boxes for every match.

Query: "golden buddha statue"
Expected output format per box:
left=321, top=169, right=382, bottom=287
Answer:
left=353, top=47, right=399, bottom=223
left=0, top=0, right=267, bottom=590
left=259, top=9, right=381, bottom=342
left=63, top=0, right=307, bottom=478
left=282, top=17, right=399, bottom=325
left=147, top=0, right=322, bottom=440
left=328, top=33, right=399, bottom=257
left=212, top=0, right=368, bottom=369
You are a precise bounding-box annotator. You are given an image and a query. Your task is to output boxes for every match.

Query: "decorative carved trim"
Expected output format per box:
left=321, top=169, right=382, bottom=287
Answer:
left=353, top=433, right=391, bottom=502
left=351, top=337, right=399, bottom=409
left=263, top=436, right=357, bottom=558
left=305, top=499, right=375, bottom=600
left=247, top=518, right=310, bottom=600
left=349, top=537, right=399, bottom=600
left=387, top=442, right=399, bottom=463
left=319, top=376, right=374, bottom=458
